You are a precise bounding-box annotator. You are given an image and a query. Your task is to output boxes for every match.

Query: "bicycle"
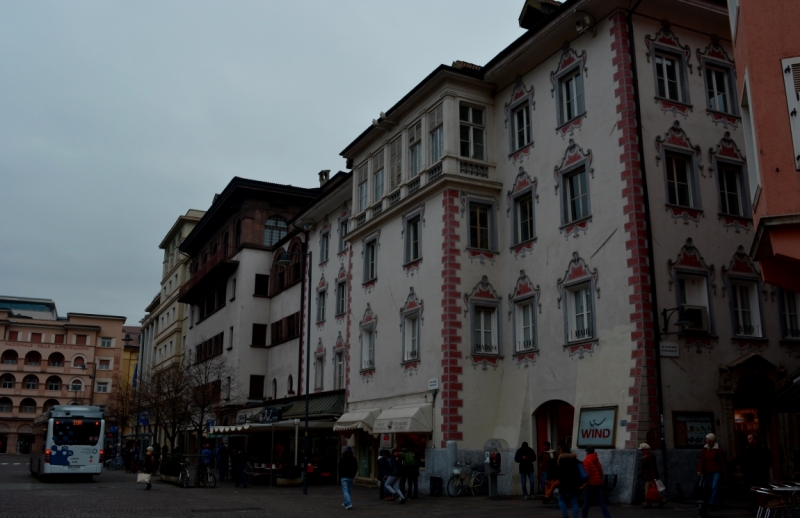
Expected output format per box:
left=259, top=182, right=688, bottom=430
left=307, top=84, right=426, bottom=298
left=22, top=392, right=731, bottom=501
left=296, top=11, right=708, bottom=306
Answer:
left=178, top=460, right=191, bottom=489
left=198, top=465, right=217, bottom=488
left=104, top=457, right=124, bottom=471
left=447, top=461, right=487, bottom=497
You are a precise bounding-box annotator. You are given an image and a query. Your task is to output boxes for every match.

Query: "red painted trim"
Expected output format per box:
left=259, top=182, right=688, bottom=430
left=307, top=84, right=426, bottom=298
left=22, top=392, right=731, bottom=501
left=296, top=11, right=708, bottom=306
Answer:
left=611, top=12, right=660, bottom=450
left=441, top=189, right=464, bottom=446
left=344, top=247, right=354, bottom=400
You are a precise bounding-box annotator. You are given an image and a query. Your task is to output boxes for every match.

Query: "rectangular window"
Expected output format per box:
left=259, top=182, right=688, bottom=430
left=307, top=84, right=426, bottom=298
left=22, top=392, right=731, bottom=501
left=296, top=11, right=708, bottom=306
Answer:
left=22, top=403, right=36, bottom=413
left=315, top=357, right=324, bottom=390
left=731, top=281, right=762, bottom=337
left=459, top=105, right=485, bottom=160
left=782, top=58, right=800, bottom=169
left=26, top=378, right=37, bottom=390
left=316, top=290, right=327, bottom=323
left=665, top=153, right=694, bottom=207
left=564, top=167, right=590, bottom=223
left=718, top=163, right=744, bottom=216
left=249, top=375, right=265, bottom=400
left=320, top=232, right=330, bottom=263
left=706, top=65, right=733, bottom=113
left=783, top=291, right=800, bottom=339
left=568, top=285, right=593, bottom=342
left=75, top=334, right=88, bottom=345
left=429, top=103, right=444, bottom=164
left=513, top=104, right=531, bottom=150
left=338, top=220, right=348, bottom=252
left=98, top=360, right=111, bottom=370
left=405, top=216, right=421, bottom=263
left=469, top=203, right=492, bottom=250
left=254, top=273, right=270, bottom=296
left=31, top=333, right=42, bottom=343
left=0, top=401, right=10, bottom=412
left=516, top=300, right=536, bottom=352
left=54, top=334, right=64, bottom=344
left=358, top=180, right=368, bottom=213
left=389, top=137, right=402, bottom=191
left=47, top=379, right=59, bottom=390
left=96, top=382, right=109, bottom=393
left=361, top=328, right=375, bottom=370
left=2, top=378, right=13, bottom=389
left=474, top=307, right=498, bottom=354
left=335, top=351, right=344, bottom=390
left=560, top=70, right=584, bottom=124
left=100, top=337, right=112, bottom=348
left=252, top=323, right=268, bottom=347
left=364, top=240, right=377, bottom=282
left=336, top=281, right=347, bottom=316
left=678, top=274, right=710, bottom=307
left=373, top=168, right=384, bottom=201
left=514, top=192, right=534, bottom=244
left=7, top=331, right=18, bottom=341
left=655, top=53, right=684, bottom=102
left=403, top=313, right=419, bottom=362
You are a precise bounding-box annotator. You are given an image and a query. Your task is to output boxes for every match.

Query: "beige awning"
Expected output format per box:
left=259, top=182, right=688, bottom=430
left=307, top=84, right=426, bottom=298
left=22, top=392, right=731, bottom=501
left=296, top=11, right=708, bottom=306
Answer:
left=333, top=408, right=382, bottom=433
left=209, top=419, right=333, bottom=435
left=373, top=404, right=433, bottom=433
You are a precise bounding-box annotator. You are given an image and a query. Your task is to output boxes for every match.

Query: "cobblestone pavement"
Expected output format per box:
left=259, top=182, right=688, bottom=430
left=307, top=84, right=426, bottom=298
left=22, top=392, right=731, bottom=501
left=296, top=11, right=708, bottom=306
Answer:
left=0, top=455, right=752, bottom=518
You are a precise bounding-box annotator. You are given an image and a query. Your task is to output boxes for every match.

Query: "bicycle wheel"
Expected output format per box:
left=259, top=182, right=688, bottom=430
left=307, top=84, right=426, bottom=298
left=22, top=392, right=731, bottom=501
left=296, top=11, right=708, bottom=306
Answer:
left=472, top=473, right=488, bottom=495
left=447, top=475, right=465, bottom=497
left=207, top=473, right=217, bottom=488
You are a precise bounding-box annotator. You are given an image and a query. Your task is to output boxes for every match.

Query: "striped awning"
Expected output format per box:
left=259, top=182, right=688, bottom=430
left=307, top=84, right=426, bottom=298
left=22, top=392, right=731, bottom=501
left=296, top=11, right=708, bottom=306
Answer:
left=281, top=392, right=344, bottom=419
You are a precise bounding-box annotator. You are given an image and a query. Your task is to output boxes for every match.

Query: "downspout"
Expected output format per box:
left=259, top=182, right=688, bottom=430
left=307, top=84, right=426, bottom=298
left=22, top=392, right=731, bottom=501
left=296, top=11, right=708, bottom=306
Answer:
left=297, top=231, right=309, bottom=398
left=627, top=0, right=669, bottom=491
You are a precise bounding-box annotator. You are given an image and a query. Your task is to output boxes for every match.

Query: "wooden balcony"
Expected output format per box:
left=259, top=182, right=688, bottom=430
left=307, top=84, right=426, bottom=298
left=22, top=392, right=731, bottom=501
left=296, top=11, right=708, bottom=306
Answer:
left=178, top=248, right=239, bottom=305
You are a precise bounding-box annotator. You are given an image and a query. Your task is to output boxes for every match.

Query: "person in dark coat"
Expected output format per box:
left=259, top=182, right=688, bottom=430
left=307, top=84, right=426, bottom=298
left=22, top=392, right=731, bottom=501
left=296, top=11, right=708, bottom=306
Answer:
left=558, top=445, right=581, bottom=518
left=582, top=447, right=611, bottom=518
left=639, top=443, right=664, bottom=507
left=377, top=450, right=391, bottom=500
left=215, top=443, right=229, bottom=482
left=339, top=447, right=358, bottom=510
left=514, top=442, right=537, bottom=500
left=742, top=433, right=771, bottom=488
left=142, top=446, right=157, bottom=490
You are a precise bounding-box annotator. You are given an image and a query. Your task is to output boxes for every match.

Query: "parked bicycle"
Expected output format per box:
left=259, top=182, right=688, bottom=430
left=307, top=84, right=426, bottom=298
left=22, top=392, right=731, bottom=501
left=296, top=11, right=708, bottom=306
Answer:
left=104, top=457, right=124, bottom=471
left=198, top=464, right=217, bottom=488
left=447, top=461, right=487, bottom=496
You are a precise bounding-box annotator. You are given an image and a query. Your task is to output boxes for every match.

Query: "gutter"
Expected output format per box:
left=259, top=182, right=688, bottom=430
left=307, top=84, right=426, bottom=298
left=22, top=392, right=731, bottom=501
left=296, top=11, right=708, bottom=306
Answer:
left=627, top=0, right=669, bottom=493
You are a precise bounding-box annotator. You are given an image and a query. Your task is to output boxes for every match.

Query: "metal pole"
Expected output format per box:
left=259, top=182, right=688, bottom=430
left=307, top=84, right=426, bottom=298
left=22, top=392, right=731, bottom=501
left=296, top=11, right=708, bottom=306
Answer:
left=303, top=250, right=312, bottom=495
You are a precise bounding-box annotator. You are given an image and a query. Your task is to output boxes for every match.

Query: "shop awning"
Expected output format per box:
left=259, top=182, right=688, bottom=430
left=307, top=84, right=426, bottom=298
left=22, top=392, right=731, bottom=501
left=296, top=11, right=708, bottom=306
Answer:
left=373, top=404, right=433, bottom=433
left=333, top=408, right=382, bottom=433
left=209, top=419, right=334, bottom=435
left=282, top=392, right=345, bottom=419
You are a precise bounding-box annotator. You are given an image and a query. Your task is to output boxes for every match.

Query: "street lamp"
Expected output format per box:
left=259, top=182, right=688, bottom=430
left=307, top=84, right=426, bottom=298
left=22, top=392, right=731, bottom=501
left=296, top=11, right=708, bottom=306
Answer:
left=277, top=247, right=312, bottom=495
left=661, top=305, right=695, bottom=333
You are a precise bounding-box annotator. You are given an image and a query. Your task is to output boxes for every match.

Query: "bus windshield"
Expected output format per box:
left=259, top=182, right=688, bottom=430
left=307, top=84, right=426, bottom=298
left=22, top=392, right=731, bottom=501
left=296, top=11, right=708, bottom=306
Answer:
left=53, top=419, right=102, bottom=446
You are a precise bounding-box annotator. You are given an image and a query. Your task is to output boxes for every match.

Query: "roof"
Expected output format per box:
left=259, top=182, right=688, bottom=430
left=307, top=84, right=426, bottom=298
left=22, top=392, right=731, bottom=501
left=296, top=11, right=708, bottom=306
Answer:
left=66, top=312, right=127, bottom=321
left=289, top=170, right=353, bottom=227
left=159, top=209, right=206, bottom=249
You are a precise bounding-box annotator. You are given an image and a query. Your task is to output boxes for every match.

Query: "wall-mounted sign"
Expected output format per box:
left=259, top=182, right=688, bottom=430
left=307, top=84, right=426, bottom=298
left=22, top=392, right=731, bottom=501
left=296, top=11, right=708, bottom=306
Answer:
left=659, top=341, right=679, bottom=357
left=258, top=406, right=282, bottom=423
left=428, top=378, right=439, bottom=390
left=380, top=434, right=392, bottom=449
left=577, top=406, right=617, bottom=448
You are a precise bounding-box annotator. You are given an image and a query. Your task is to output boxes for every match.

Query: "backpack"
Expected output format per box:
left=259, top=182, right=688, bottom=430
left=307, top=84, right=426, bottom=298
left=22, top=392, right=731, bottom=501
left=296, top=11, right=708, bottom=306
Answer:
left=402, top=451, right=415, bottom=468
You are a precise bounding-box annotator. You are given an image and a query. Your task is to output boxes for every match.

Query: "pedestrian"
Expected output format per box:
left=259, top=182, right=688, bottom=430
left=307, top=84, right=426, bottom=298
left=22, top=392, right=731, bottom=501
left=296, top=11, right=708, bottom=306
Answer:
left=384, top=449, right=406, bottom=504
left=232, top=449, right=242, bottom=487
left=152, top=443, right=161, bottom=475
left=377, top=450, right=391, bottom=500
left=401, top=448, right=420, bottom=499
left=515, top=441, right=537, bottom=500
left=742, top=433, right=771, bottom=510
left=123, top=443, right=132, bottom=473
left=697, top=433, right=726, bottom=517
left=216, top=442, right=229, bottom=482
left=542, top=442, right=560, bottom=503
left=339, top=446, right=358, bottom=510
left=557, top=443, right=580, bottom=518
left=142, top=446, right=157, bottom=490
left=582, top=446, right=611, bottom=518
left=639, top=444, right=664, bottom=508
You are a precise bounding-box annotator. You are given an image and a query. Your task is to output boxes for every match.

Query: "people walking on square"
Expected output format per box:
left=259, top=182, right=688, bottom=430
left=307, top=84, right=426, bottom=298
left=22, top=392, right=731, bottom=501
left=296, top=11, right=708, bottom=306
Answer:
left=401, top=448, right=419, bottom=499
left=216, top=442, right=229, bottom=482
left=542, top=442, right=560, bottom=503
left=377, top=450, right=391, bottom=500
left=697, top=433, right=726, bottom=517
left=339, top=446, right=358, bottom=510
left=582, top=446, right=611, bottom=518
left=142, top=446, right=157, bottom=490
left=639, top=444, right=665, bottom=508
left=515, top=441, right=537, bottom=500
left=557, top=444, right=580, bottom=518
left=384, top=449, right=406, bottom=504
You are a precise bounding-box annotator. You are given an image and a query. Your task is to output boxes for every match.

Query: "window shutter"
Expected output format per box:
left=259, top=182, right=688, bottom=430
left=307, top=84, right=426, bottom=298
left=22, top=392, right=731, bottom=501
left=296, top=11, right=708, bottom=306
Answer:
left=389, top=137, right=402, bottom=190
left=357, top=163, right=368, bottom=184
left=429, top=103, right=443, bottom=131
left=409, top=121, right=422, bottom=144
left=782, top=57, right=800, bottom=170
left=372, top=149, right=384, bottom=172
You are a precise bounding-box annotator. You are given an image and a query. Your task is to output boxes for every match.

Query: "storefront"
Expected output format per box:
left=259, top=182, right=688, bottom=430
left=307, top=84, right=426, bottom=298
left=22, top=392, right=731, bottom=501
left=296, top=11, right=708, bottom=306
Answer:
left=333, top=408, right=381, bottom=483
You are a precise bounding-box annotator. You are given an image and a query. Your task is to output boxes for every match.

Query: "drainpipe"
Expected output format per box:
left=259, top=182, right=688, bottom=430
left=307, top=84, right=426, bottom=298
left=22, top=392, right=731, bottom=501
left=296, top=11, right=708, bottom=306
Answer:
left=297, top=232, right=309, bottom=400
left=627, top=0, right=669, bottom=492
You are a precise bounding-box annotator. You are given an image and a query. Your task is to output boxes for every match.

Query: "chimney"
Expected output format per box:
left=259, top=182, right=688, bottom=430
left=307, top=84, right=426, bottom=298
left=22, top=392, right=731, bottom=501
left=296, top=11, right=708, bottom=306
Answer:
left=318, top=170, right=330, bottom=187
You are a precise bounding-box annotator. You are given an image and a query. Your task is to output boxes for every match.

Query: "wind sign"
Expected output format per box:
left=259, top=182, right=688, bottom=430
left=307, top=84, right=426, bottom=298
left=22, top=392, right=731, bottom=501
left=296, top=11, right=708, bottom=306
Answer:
left=576, top=406, right=617, bottom=448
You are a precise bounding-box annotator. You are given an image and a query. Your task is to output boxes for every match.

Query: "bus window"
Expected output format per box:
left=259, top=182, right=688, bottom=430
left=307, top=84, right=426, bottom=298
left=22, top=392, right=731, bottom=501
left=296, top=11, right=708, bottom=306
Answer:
left=53, top=419, right=101, bottom=446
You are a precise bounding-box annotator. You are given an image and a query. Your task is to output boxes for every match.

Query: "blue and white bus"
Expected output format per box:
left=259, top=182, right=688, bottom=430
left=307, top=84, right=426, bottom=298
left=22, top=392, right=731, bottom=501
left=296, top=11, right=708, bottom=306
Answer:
left=30, top=405, right=105, bottom=480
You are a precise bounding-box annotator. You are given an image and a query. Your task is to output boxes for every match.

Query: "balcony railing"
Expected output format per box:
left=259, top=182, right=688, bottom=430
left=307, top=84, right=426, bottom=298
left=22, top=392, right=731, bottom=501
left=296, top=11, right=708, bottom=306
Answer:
left=356, top=213, right=367, bottom=228
left=517, top=339, right=537, bottom=352
left=361, top=358, right=374, bottom=370
left=407, top=177, right=421, bottom=194
left=427, top=163, right=443, bottom=182
left=786, top=327, right=800, bottom=339
left=735, top=325, right=761, bottom=337
left=570, top=328, right=594, bottom=341
left=388, top=191, right=401, bottom=207
left=459, top=160, right=489, bottom=178
left=475, top=342, right=498, bottom=355
left=403, top=349, right=418, bottom=362
left=371, top=202, right=383, bottom=217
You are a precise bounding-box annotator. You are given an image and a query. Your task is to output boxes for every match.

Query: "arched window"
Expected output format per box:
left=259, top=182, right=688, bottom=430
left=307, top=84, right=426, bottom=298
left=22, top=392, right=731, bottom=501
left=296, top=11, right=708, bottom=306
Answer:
left=1, top=350, right=18, bottom=365
left=46, top=376, right=61, bottom=391
left=20, top=398, right=37, bottom=413
left=23, top=375, right=38, bottom=390
left=43, top=399, right=59, bottom=412
left=25, top=351, right=41, bottom=366
left=288, top=375, right=294, bottom=395
left=264, top=216, right=288, bottom=247
left=0, top=374, right=15, bottom=389
left=69, top=379, right=83, bottom=392
left=72, top=356, right=85, bottom=368
left=0, top=397, right=12, bottom=413
left=272, top=378, right=277, bottom=400
left=48, top=353, right=64, bottom=367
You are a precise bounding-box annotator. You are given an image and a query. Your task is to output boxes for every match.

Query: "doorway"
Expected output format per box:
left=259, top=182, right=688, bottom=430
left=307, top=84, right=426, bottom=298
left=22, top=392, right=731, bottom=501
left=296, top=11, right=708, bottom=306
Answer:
left=533, top=400, right=575, bottom=452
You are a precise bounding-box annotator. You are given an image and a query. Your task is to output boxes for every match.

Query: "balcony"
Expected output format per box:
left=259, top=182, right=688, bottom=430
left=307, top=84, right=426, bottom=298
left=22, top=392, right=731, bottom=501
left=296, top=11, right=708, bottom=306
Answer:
left=178, top=247, right=239, bottom=305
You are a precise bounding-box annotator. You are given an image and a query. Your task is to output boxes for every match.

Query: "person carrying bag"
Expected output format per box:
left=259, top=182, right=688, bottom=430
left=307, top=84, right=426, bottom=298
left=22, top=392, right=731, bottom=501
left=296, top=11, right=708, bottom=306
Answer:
left=138, top=446, right=157, bottom=490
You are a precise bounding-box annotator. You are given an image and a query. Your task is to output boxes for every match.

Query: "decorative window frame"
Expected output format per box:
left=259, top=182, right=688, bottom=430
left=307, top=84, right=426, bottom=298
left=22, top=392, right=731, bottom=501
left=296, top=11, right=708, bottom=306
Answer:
left=667, top=238, right=718, bottom=346
left=554, top=139, right=594, bottom=238
left=319, top=217, right=331, bottom=265
left=359, top=304, right=377, bottom=377
left=401, top=204, right=425, bottom=273
left=461, top=193, right=499, bottom=264
left=645, top=22, right=693, bottom=116
left=314, top=339, right=326, bottom=391
left=361, top=230, right=380, bottom=289
left=508, top=270, right=541, bottom=367
left=655, top=121, right=704, bottom=224
left=506, top=166, right=539, bottom=256
left=337, top=204, right=350, bottom=255
left=315, top=274, right=328, bottom=326
left=505, top=78, right=535, bottom=161
left=464, top=276, right=503, bottom=369
left=721, top=245, right=767, bottom=348
left=399, top=287, right=424, bottom=372
left=708, top=132, right=752, bottom=232
left=334, top=265, right=347, bottom=321
left=557, top=252, right=600, bottom=359
left=697, top=36, right=740, bottom=126
left=550, top=44, right=588, bottom=137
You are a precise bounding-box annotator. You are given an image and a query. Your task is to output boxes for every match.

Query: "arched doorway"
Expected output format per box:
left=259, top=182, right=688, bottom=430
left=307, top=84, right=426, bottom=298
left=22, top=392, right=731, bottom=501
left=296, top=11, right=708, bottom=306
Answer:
left=533, top=400, right=575, bottom=452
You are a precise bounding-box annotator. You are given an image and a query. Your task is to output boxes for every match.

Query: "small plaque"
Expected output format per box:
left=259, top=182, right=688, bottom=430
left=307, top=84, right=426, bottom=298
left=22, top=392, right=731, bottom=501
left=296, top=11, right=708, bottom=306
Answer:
left=428, top=377, right=439, bottom=390
left=660, top=341, right=679, bottom=357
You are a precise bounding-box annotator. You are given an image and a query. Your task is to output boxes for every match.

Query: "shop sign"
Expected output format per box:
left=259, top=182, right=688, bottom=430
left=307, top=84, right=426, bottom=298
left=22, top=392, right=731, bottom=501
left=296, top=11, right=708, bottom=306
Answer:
left=576, top=406, right=617, bottom=448
left=258, top=406, right=281, bottom=423
left=374, top=418, right=412, bottom=433
left=380, top=434, right=392, bottom=449
left=236, top=411, right=247, bottom=424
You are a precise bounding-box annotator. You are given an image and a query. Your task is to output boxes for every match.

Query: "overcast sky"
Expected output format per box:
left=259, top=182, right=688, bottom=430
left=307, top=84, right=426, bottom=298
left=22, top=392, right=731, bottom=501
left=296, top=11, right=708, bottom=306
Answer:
left=0, top=1, right=525, bottom=325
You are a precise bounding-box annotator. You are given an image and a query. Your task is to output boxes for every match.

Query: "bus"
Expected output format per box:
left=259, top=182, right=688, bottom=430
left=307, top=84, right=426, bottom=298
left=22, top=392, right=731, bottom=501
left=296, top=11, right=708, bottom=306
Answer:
left=30, top=405, right=105, bottom=480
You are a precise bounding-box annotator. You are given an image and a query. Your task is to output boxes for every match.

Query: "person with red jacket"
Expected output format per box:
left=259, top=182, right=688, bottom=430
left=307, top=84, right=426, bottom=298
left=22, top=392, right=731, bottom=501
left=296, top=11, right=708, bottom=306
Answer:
left=697, top=433, right=726, bottom=515
left=582, top=447, right=611, bottom=518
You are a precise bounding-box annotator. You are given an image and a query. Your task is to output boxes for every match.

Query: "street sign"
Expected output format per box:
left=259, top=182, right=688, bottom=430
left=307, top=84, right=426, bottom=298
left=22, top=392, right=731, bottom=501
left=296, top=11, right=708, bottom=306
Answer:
left=206, top=419, right=215, bottom=431
left=428, top=377, right=439, bottom=390
left=138, top=411, right=149, bottom=426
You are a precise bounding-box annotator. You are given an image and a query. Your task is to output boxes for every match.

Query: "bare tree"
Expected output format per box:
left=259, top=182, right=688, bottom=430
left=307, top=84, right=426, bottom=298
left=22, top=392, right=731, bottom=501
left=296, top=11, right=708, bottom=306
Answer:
left=105, top=373, right=136, bottom=443
left=142, top=365, right=192, bottom=450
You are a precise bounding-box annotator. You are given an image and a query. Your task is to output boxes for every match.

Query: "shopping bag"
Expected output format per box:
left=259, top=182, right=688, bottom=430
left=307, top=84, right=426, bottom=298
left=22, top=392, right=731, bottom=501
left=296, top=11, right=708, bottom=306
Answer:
left=655, top=479, right=666, bottom=493
left=137, top=473, right=151, bottom=484
left=646, top=483, right=662, bottom=503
